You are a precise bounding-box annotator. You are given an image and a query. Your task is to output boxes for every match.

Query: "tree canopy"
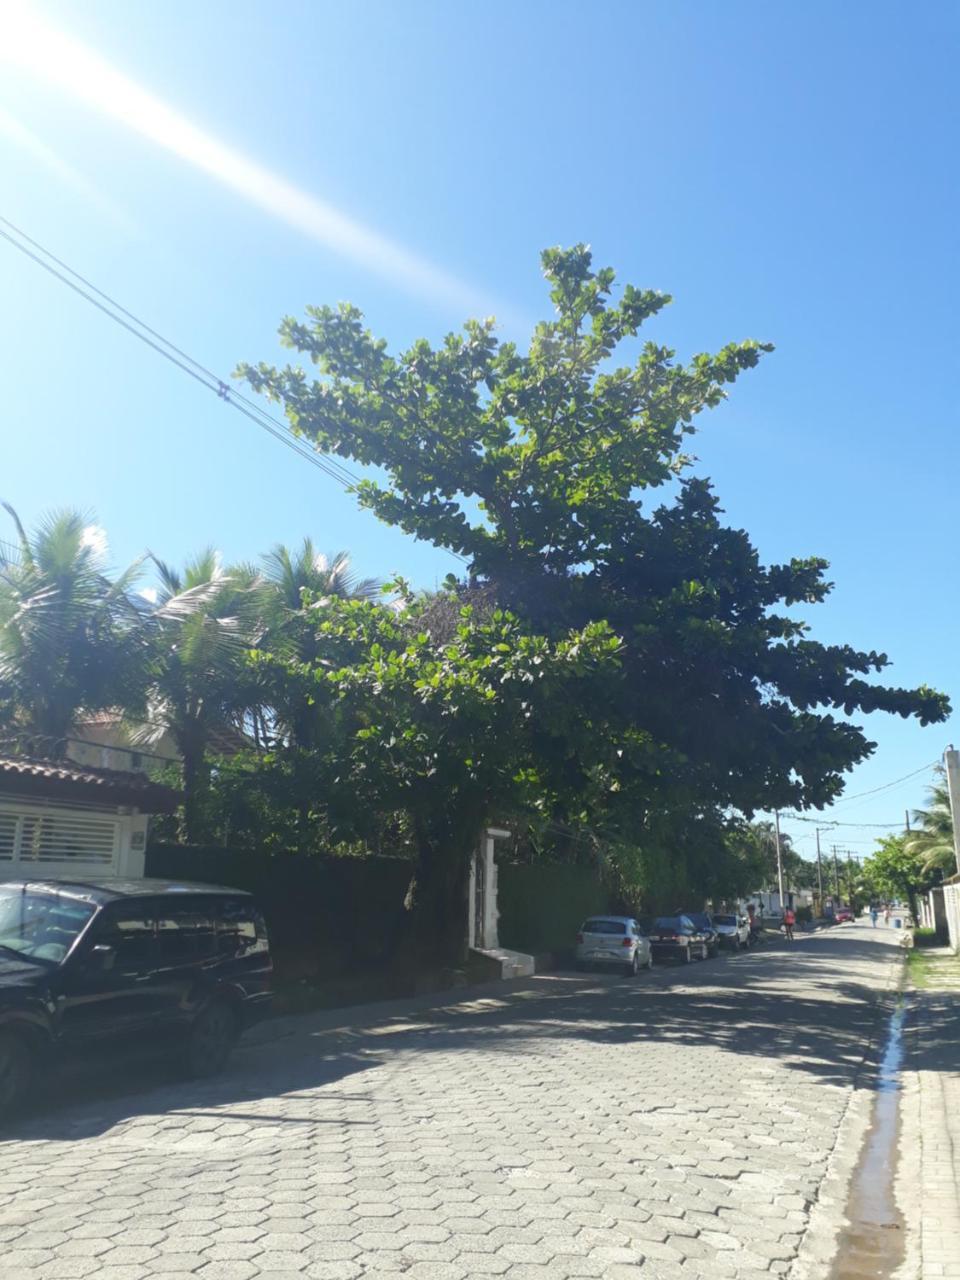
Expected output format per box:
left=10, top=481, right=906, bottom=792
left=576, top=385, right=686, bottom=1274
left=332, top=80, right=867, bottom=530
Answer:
left=240, top=244, right=948, bottom=832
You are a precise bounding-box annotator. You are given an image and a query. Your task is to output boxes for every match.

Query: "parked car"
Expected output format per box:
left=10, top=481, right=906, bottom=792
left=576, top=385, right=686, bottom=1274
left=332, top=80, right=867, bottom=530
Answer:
left=0, top=878, right=272, bottom=1118
left=835, top=906, right=855, bottom=924
left=648, top=915, right=711, bottom=963
left=682, top=911, right=721, bottom=957
left=710, top=911, right=751, bottom=950
left=575, top=916, right=652, bottom=976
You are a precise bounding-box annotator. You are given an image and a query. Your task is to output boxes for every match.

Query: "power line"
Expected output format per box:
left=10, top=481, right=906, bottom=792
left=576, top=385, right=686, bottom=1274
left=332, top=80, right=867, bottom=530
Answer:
left=0, top=217, right=357, bottom=488
left=0, top=215, right=469, bottom=564
left=785, top=814, right=903, bottom=829
left=826, top=759, right=938, bottom=808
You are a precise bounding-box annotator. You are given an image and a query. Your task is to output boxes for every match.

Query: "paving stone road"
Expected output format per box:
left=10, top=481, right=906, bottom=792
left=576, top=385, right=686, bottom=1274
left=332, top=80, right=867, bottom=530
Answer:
left=0, top=926, right=903, bottom=1280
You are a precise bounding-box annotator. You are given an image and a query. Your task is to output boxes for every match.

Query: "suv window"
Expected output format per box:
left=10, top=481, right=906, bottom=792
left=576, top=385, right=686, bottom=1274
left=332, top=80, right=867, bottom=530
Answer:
left=218, top=898, right=267, bottom=957
left=156, top=897, right=218, bottom=965
left=94, top=904, right=156, bottom=972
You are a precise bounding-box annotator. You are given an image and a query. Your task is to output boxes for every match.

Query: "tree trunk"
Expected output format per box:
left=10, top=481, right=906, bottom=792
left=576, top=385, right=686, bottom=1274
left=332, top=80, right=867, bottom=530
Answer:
left=906, top=886, right=920, bottom=929
left=402, top=809, right=484, bottom=967
left=180, top=742, right=208, bottom=845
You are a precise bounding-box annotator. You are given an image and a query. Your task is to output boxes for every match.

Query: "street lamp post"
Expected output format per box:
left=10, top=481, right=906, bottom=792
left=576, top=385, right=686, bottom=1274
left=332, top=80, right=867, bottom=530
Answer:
left=944, top=747, right=960, bottom=879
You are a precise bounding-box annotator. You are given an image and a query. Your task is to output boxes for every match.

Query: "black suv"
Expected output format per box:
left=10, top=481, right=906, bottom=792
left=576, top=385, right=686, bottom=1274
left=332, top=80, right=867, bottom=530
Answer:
left=0, top=878, right=272, bottom=1116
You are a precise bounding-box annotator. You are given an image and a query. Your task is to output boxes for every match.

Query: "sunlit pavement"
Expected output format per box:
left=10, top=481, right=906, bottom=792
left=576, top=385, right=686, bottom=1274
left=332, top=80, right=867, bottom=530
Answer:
left=0, top=926, right=903, bottom=1280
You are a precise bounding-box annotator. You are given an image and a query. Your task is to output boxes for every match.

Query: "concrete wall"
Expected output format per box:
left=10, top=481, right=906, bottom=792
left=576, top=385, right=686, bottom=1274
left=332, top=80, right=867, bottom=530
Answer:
left=943, top=883, right=960, bottom=954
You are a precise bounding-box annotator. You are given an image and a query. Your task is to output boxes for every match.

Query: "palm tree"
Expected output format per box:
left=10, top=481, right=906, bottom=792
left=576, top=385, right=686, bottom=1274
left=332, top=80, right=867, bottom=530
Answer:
left=258, top=542, right=379, bottom=848
left=262, top=542, right=379, bottom=617
left=906, top=769, right=956, bottom=875
left=0, top=504, right=145, bottom=755
left=136, top=549, right=264, bottom=842
left=260, top=541, right=378, bottom=737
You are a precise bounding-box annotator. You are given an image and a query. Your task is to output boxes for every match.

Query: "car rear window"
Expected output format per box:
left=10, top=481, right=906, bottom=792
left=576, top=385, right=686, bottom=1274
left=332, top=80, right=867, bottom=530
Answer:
left=581, top=919, right=626, bottom=935
left=156, top=897, right=218, bottom=964
left=712, top=914, right=736, bottom=925
left=653, top=917, right=685, bottom=930
left=218, top=898, right=269, bottom=957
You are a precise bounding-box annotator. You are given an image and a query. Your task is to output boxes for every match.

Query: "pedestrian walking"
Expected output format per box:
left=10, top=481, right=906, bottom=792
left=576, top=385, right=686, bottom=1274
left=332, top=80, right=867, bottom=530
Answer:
left=870, top=906, right=878, bottom=927
left=783, top=905, right=796, bottom=942
left=884, top=905, right=892, bottom=926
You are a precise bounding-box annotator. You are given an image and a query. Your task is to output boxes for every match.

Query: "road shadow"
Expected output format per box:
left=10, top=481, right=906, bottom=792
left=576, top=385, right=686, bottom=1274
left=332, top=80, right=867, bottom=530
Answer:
left=3, top=927, right=905, bottom=1143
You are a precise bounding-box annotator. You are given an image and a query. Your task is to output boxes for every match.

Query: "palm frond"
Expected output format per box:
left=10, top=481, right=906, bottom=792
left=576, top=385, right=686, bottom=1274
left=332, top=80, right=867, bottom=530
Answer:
left=1, top=502, right=33, bottom=570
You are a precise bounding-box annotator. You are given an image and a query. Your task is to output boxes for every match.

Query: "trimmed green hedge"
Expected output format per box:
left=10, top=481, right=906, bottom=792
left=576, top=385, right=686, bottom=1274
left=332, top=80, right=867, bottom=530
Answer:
left=497, top=862, right=607, bottom=956
left=146, top=844, right=608, bottom=974
left=146, top=844, right=412, bottom=979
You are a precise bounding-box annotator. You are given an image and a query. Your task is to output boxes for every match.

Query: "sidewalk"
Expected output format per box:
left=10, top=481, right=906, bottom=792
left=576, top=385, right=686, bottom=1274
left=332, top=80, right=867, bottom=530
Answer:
left=900, top=946, right=960, bottom=1279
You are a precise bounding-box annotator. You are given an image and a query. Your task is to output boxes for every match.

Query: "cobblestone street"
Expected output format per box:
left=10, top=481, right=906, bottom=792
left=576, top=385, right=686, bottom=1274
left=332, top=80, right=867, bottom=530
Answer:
left=0, top=928, right=904, bottom=1280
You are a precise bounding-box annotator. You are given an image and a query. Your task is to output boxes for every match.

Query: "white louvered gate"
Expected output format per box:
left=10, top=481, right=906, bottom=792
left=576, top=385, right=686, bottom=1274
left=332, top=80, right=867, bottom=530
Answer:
left=0, top=802, right=122, bottom=875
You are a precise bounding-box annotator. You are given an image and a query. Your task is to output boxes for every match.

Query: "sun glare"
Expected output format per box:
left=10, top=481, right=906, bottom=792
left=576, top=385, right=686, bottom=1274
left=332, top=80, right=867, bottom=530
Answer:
left=0, top=3, right=491, bottom=315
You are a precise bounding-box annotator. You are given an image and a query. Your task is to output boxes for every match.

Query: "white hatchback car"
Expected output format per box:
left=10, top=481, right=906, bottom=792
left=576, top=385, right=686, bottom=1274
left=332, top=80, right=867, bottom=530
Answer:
left=575, top=916, right=653, bottom=976
left=710, top=911, right=751, bottom=950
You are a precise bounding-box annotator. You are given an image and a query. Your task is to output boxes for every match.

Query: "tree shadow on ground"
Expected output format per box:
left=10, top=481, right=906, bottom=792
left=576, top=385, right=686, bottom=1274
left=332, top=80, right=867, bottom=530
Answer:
left=4, top=928, right=907, bottom=1144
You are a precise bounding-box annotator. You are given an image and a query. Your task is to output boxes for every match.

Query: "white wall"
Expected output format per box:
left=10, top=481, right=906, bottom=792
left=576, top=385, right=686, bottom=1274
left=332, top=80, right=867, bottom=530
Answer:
left=944, top=883, right=960, bottom=954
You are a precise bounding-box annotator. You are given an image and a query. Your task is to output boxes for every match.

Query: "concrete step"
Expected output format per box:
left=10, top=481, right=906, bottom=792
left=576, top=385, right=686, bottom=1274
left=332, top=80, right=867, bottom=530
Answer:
left=470, top=947, right=536, bottom=979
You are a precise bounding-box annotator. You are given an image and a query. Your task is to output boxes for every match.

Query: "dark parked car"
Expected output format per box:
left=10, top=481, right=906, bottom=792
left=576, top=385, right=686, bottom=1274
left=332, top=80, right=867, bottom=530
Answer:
left=648, top=915, right=712, bottom=963
left=682, top=911, right=721, bottom=957
left=0, top=878, right=272, bottom=1117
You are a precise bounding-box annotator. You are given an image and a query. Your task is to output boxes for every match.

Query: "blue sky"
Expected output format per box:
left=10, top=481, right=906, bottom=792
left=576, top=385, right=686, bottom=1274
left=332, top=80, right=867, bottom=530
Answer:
left=1, top=0, right=956, bottom=854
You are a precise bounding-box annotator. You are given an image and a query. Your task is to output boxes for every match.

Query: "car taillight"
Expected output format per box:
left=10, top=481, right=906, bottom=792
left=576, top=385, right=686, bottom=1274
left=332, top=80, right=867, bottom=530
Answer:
left=622, top=937, right=633, bottom=947
left=576, top=933, right=583, bottom=944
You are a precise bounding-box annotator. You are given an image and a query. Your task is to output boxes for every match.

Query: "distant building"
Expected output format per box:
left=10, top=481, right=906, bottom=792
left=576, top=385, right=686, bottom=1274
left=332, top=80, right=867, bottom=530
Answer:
left=69, top=711, right=249, bottom=776
left=748, top=887, right=815, bottom=917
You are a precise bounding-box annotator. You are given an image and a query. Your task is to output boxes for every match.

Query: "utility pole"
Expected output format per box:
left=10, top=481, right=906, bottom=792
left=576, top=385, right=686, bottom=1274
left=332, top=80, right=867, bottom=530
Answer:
left=905, top=809, right=911, bottom=834
left=774, top=810, right=786, bottom=910
left=815, top=828, right=824, bottom=906
left=832, top=845, right=842, bottom=901
left=944, top=746, right=960, bottom=878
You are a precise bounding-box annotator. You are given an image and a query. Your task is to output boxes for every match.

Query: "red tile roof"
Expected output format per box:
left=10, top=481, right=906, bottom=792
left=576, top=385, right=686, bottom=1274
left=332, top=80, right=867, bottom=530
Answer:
left=0, top=756, right=181, bottom=813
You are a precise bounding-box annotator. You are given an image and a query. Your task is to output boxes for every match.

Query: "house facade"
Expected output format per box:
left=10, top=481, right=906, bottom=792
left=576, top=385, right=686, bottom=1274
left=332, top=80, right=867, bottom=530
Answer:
left=0, top=755, right=180, bottom=881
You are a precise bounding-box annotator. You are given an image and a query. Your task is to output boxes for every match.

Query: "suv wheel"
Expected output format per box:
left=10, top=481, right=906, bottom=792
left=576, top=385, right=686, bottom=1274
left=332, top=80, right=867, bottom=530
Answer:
left=0, top=1031, right=32, bottom=1120
left=184, top=1000, right=239, bottom=1078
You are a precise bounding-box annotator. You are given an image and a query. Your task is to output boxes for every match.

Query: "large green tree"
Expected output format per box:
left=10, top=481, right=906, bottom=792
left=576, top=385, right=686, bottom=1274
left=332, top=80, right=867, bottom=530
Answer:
left=255, top=590, right=623, bottom=961
left=240, top=246, right=948, bottom=837
left=863, top=834, right=939, bottom=925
